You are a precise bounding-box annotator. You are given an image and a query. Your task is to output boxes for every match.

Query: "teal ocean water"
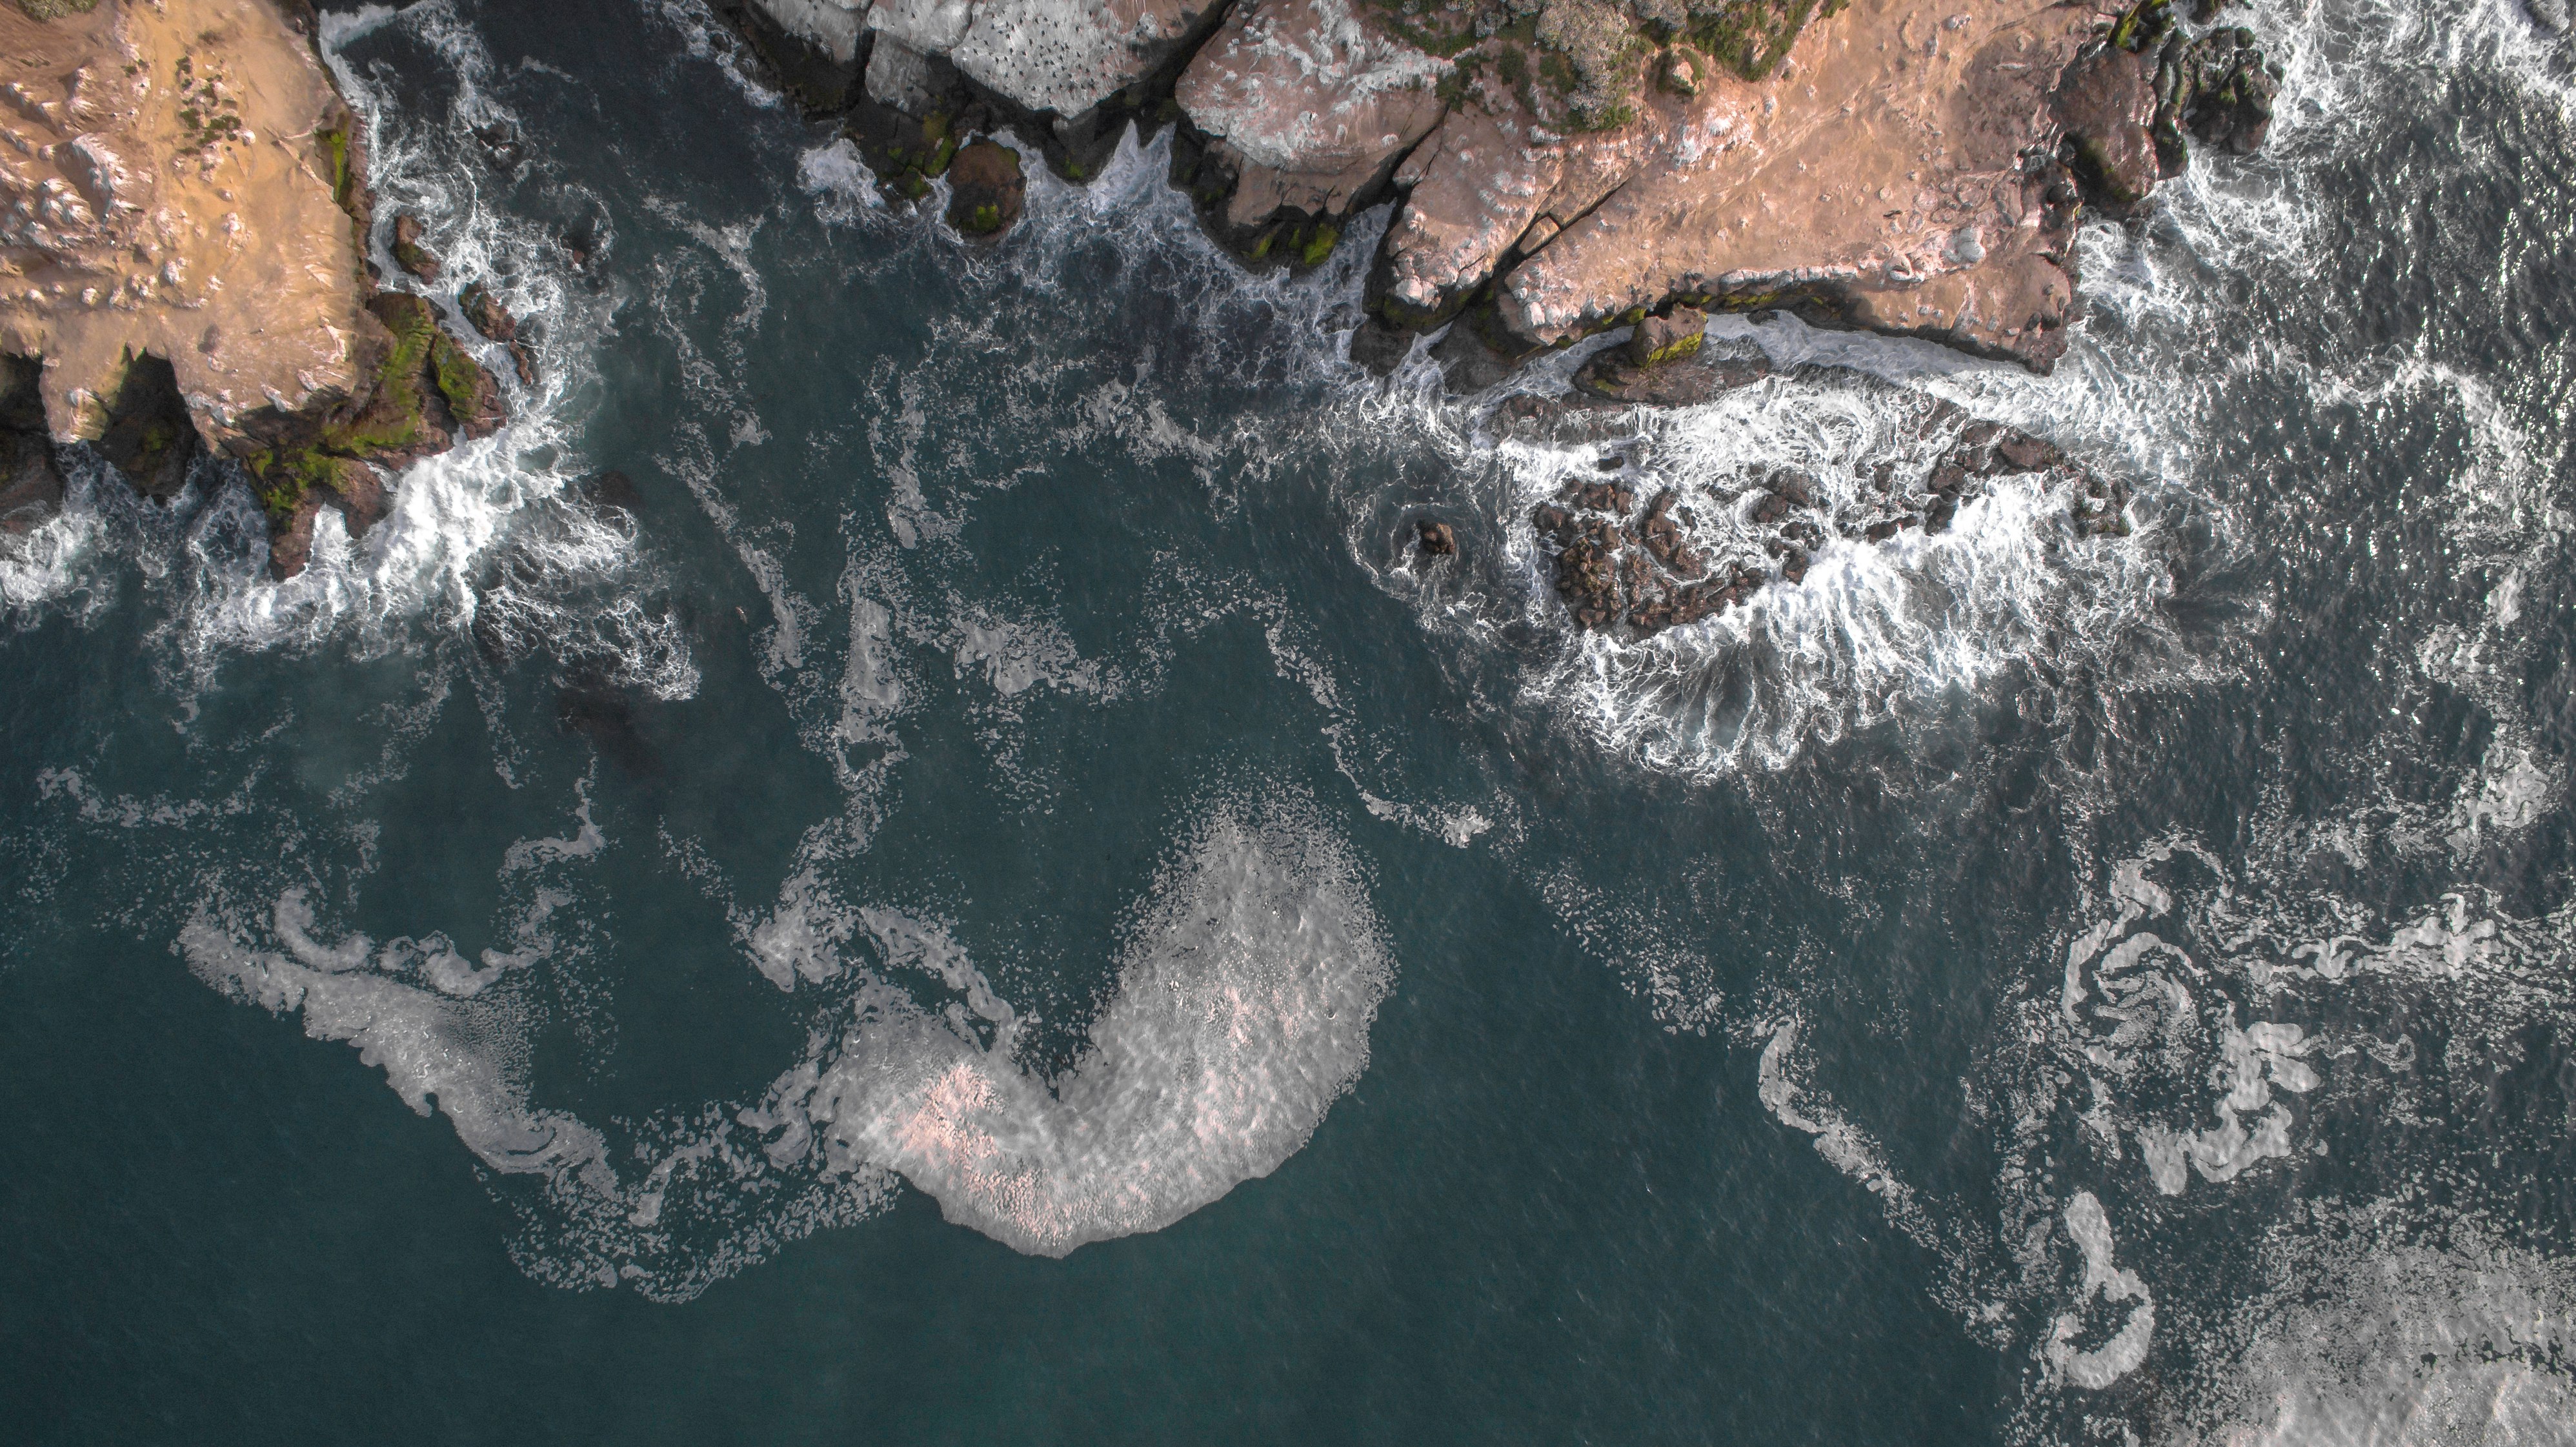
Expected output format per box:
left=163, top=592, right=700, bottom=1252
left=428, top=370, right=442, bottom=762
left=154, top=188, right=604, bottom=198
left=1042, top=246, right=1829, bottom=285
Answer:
left=4, top=1, right=2574, bottom=1441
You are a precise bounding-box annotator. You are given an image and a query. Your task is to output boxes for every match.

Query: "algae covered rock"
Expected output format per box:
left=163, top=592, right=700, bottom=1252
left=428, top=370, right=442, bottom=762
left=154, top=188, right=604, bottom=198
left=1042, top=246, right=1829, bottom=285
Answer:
left=1627, top=307, right=1707, bottom=367
left=945, top=141, right=1026, bottom=238
left=228, top=292, right=507, bottom=578
left=2158, top=26, right=2282, bottom=161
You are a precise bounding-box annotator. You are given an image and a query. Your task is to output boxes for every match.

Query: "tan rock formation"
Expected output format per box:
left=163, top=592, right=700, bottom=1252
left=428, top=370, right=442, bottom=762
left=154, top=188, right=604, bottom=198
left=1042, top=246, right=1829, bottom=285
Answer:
left=0, top=0, right=507, bottom=578
left=1174, top=0, right=1449, bottom=232
left=0, top=0, right=370, bottom=440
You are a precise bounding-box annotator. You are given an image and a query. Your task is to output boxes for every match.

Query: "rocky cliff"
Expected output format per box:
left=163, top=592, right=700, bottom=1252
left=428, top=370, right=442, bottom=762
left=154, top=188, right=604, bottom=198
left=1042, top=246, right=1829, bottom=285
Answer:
left=0, top=0, right=505, bottom=577
left=723, top=0, right=2277, bottom=380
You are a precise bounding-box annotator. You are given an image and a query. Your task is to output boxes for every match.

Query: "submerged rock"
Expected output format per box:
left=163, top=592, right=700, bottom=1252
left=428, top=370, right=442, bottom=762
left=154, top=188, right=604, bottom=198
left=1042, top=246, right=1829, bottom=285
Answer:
left=583, top=469, right=644, bottom=516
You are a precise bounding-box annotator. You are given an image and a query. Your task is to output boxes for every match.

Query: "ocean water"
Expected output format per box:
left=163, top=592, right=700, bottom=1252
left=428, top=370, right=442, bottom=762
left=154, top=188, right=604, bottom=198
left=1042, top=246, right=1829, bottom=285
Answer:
left=3, top=0, right=2573, bottom=1441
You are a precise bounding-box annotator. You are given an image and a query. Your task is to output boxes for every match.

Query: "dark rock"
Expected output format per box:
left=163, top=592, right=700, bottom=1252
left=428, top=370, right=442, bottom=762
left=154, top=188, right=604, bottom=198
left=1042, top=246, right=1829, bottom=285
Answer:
left=945, top=141, right=1026, bottom=237
left=2157, top=28, right=2282, bottom=161
left=266, top=457, right=386, bottom=580
left=0, top=430, right=61, bottom=534
left=711, top=1, right=866, bottom=114
left=559, top=228, right=597, bottom=270
left=1533, top=479, right=1740, bottom=638
left=391, top=213, right=440, bottom=283
left=840, top=92, right=968, bottom=206
left=1432, top=323, right=1520, bottom=394
left=583, top=469, right=643, bottom=515
left=0, top=354, right=59, bottom=534
left=1349, top=316, right=1416, bottom=376
left=1415, top=518, right=1457, bottom=556
left=1767, top=469, right=1816, bottom=507
left=1573, top=339, right=1773, bottom=407
left=1993, top=430, right=2067, bottom=472
left=459, top=283, right=517, bottom=343
left=95, top=353, right=199, bottom=501
left=473, top=121, right=525, bottom=172
left=461, top=285, right=539, bottom=387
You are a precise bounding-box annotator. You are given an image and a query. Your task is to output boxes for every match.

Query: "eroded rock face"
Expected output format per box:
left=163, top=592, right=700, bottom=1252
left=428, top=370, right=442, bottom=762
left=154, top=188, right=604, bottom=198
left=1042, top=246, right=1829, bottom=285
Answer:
left=1173, top=0, right=1449, bottom=252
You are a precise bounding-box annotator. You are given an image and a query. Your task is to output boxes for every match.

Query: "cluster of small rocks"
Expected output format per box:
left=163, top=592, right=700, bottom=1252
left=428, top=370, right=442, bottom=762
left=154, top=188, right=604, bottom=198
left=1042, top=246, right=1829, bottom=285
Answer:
left=2057, top=0, right=2282, bottom=207
left=1503, top=312, right=2129, bottom=638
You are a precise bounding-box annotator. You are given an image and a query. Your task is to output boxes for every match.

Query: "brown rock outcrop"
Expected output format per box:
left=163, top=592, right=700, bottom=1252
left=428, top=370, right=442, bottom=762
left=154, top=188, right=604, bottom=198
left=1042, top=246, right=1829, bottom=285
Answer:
left=0, top=1, right=507, bottom=578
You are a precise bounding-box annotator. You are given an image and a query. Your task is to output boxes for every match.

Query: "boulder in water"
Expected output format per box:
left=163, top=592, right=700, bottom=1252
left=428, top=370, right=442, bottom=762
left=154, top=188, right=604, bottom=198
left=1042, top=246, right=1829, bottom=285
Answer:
left=391, top=213, right=440, bottom=283
left=1416, top=518, right=1457, bottom=557
left=2158, top=27, right=2283, bottom=163
left=945, top=141, right=1025, bottom=238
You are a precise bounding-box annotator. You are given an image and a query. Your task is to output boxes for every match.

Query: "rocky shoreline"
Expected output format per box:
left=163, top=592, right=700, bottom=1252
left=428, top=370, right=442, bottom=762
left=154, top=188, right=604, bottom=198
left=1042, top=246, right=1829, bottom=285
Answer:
left=0, top=0, right=507, bottom=578
left=718, top=0, right=2275, bottom=638
left=720, top=0, right=2276, bottom=381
